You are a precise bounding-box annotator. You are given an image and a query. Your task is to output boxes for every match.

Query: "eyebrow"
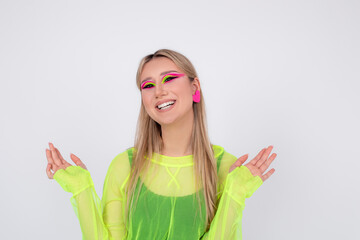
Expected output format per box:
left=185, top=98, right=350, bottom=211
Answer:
left=140, top=70, right=179, bottom=85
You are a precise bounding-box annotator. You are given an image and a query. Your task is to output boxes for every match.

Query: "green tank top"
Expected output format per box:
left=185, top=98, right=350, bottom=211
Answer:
left=126, top=148, right=224, bottom=240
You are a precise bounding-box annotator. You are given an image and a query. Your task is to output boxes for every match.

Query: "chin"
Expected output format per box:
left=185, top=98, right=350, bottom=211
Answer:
left=156, top=117, right=178, bottom=127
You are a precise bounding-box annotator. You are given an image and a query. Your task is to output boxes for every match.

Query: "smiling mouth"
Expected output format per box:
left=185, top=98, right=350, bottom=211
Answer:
left=156, top=100, right=176, bottom=110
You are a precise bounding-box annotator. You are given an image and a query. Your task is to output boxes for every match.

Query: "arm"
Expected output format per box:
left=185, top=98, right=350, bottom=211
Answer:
left=201, top=146, right=276, bottom=240
left=50, top=146, right=130, bottom=240
left=56, top=167, right=112, bottom=239
left=201, top=166, right=263, bottom=240
left=101, top=151, right=131, bottom=239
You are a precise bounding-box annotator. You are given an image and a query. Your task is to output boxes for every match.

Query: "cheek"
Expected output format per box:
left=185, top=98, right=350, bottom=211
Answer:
left=170, top=81, right=192, bottom=96
left=141, top=92, right=152, bottom=108
left=177, top=84, right=194, bottom=102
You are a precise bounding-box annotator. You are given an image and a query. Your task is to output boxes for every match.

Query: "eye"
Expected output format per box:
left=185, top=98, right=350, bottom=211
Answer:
left=143, top=84, right=155, bottom=89
left=141, top=81, right=156, bottom=90
left=163, top=76, right=177, bottom=83
left=162, top=73, right=185, bottom=84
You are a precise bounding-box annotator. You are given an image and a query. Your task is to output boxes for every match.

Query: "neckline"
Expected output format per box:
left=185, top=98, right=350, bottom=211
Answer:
left=150, top=152, right=194, bottom=167
left=155, top=152, right=193, bottom=158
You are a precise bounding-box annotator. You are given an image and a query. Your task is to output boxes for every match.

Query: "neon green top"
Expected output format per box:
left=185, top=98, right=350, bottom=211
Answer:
left=54, top=145, right=263, bottom=239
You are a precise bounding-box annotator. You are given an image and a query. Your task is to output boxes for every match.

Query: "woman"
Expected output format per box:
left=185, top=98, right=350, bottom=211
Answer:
left=45, top=49, right=276, bottom=239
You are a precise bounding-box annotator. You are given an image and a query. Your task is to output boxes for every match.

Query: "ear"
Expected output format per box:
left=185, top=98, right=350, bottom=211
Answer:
left=192, top=77, right=201, bottom=94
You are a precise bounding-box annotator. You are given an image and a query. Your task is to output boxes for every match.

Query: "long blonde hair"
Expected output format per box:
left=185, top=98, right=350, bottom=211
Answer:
left=126, top=49, right=218, bottom=230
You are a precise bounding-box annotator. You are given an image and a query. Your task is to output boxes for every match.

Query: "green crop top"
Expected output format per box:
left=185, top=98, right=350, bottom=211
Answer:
left=53, top=145, right=263, bottom=239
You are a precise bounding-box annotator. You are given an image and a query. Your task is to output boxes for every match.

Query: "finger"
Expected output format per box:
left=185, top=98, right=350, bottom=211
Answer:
left=250, top=148, right=266, bottom=165
left=46, top=163, right=54, bottom=179
left=70, top=153, right=87, bottom=170
left=46, top=148, right=54, bottom=165
left=48, top=158, right=61, bottom=172
left=229, top=154, right=248, bottom=173
left=55, top=148, right=71, bottom=168
left=55, top=148, right=66, bottom=164
left=259, top=153, right=277, bottom=174
left=49, top=143, right=62, bottom=166
left=236, top=154, right=249, bottom=166
left=256, top=145, right=274, bottom=168
left=261, top=168, right=275, bottom=182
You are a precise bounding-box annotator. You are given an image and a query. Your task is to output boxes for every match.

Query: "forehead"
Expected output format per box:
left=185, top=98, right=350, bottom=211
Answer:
left=140, top=57, right=182, bottom=80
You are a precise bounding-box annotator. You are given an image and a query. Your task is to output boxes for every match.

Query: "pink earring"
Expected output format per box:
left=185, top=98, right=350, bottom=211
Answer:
left=193, top=90, right=200, bottom=103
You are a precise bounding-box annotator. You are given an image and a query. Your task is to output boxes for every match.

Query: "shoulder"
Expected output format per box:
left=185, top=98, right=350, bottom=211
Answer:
left=212, top=144, right=224, bottom=159
left=105, top=147, right=133, bottom=183
left=212, top=144, right=237, bottom=165
left=212, top=144, right=238, bottom=188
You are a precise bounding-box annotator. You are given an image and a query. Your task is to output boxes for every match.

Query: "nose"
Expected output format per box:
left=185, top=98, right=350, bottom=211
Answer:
left=155, top=84, right=167, bottom=99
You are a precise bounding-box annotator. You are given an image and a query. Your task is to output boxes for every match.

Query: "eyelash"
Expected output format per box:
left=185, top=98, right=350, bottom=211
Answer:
left=162, top=76, right=177, bottom=83
left=161, top=73, right=184, bottom=84
left=142, top=83, right=155, bottom=89
left=141, top=73, right=184, bottom=90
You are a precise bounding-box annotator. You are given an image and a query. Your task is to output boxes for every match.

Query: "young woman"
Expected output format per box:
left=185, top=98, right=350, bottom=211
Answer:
left=45, top=49, right=276, bottom=239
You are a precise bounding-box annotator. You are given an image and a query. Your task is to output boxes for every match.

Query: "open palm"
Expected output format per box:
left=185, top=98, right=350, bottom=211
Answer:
left=229, top=145, right=276, bottom=182
left=45, top=142, right=87, bottom=179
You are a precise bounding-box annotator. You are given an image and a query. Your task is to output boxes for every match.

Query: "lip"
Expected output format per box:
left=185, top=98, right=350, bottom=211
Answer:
left=156, top=101, right=176, bottom=112
left=155, top=99, right=176, bottom=108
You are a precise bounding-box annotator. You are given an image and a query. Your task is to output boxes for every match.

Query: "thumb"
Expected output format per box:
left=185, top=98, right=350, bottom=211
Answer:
left=70, top=153, right=87, bottom=170
left=229, top=154, right=248, bottom=173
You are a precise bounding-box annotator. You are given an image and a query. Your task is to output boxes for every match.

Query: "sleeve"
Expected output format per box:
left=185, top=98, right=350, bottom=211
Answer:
left=53, top=150, right=131, bottom=240
left=201, top=151, right=263, bottom=240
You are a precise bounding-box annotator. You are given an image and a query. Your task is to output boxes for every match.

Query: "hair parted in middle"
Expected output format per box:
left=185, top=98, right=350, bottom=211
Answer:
left=125, top=49, right=218, bottom=231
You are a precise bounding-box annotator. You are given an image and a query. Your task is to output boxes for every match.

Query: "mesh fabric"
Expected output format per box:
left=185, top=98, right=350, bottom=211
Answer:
left=53, top=145, right=262, bottom=239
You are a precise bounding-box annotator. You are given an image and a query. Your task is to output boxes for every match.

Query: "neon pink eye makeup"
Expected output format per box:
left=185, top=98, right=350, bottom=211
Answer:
left=141, top=73, right=185, bottom=90
left=141, top=80, right=156, bottom=90
left=161, top=73, right=185, bottom=84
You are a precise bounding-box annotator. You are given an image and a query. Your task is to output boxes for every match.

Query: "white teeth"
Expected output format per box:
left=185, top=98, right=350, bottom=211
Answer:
left=157, top=101, right=175, bottom=109
left=161, top=105, right=172, bottom=110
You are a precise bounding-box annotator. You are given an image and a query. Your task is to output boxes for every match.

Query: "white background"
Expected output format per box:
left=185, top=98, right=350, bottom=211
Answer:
left=1, top=0, right=359, bottom=239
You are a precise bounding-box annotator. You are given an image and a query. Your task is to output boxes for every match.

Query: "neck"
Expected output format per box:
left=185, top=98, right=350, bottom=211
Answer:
left=160, top=110, right=194, bottom=157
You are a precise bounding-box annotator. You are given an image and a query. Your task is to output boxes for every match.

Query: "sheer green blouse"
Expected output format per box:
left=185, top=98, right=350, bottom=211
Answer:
left=53, top=145, right=263, bottom=239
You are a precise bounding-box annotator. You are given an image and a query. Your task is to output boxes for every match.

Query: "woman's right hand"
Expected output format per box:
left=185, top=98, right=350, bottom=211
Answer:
left=46, top=142, right=87, bottom=179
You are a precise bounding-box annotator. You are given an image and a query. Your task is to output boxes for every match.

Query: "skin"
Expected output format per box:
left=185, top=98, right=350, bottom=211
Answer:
left=45, top=57, right=276, bottom=182
left=229, top=146, right=276, bottom=181
left=140, top=57, right=200, bottom=156
left=45, top=142, right=86, bottom=179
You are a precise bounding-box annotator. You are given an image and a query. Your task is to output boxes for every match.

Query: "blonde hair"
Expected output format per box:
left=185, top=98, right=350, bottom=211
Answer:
left=126, top=49, right=218, bottom=230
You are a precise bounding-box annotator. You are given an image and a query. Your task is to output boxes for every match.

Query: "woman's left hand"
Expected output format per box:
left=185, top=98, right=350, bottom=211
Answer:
left=229, top=145, right=276, bottom=182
